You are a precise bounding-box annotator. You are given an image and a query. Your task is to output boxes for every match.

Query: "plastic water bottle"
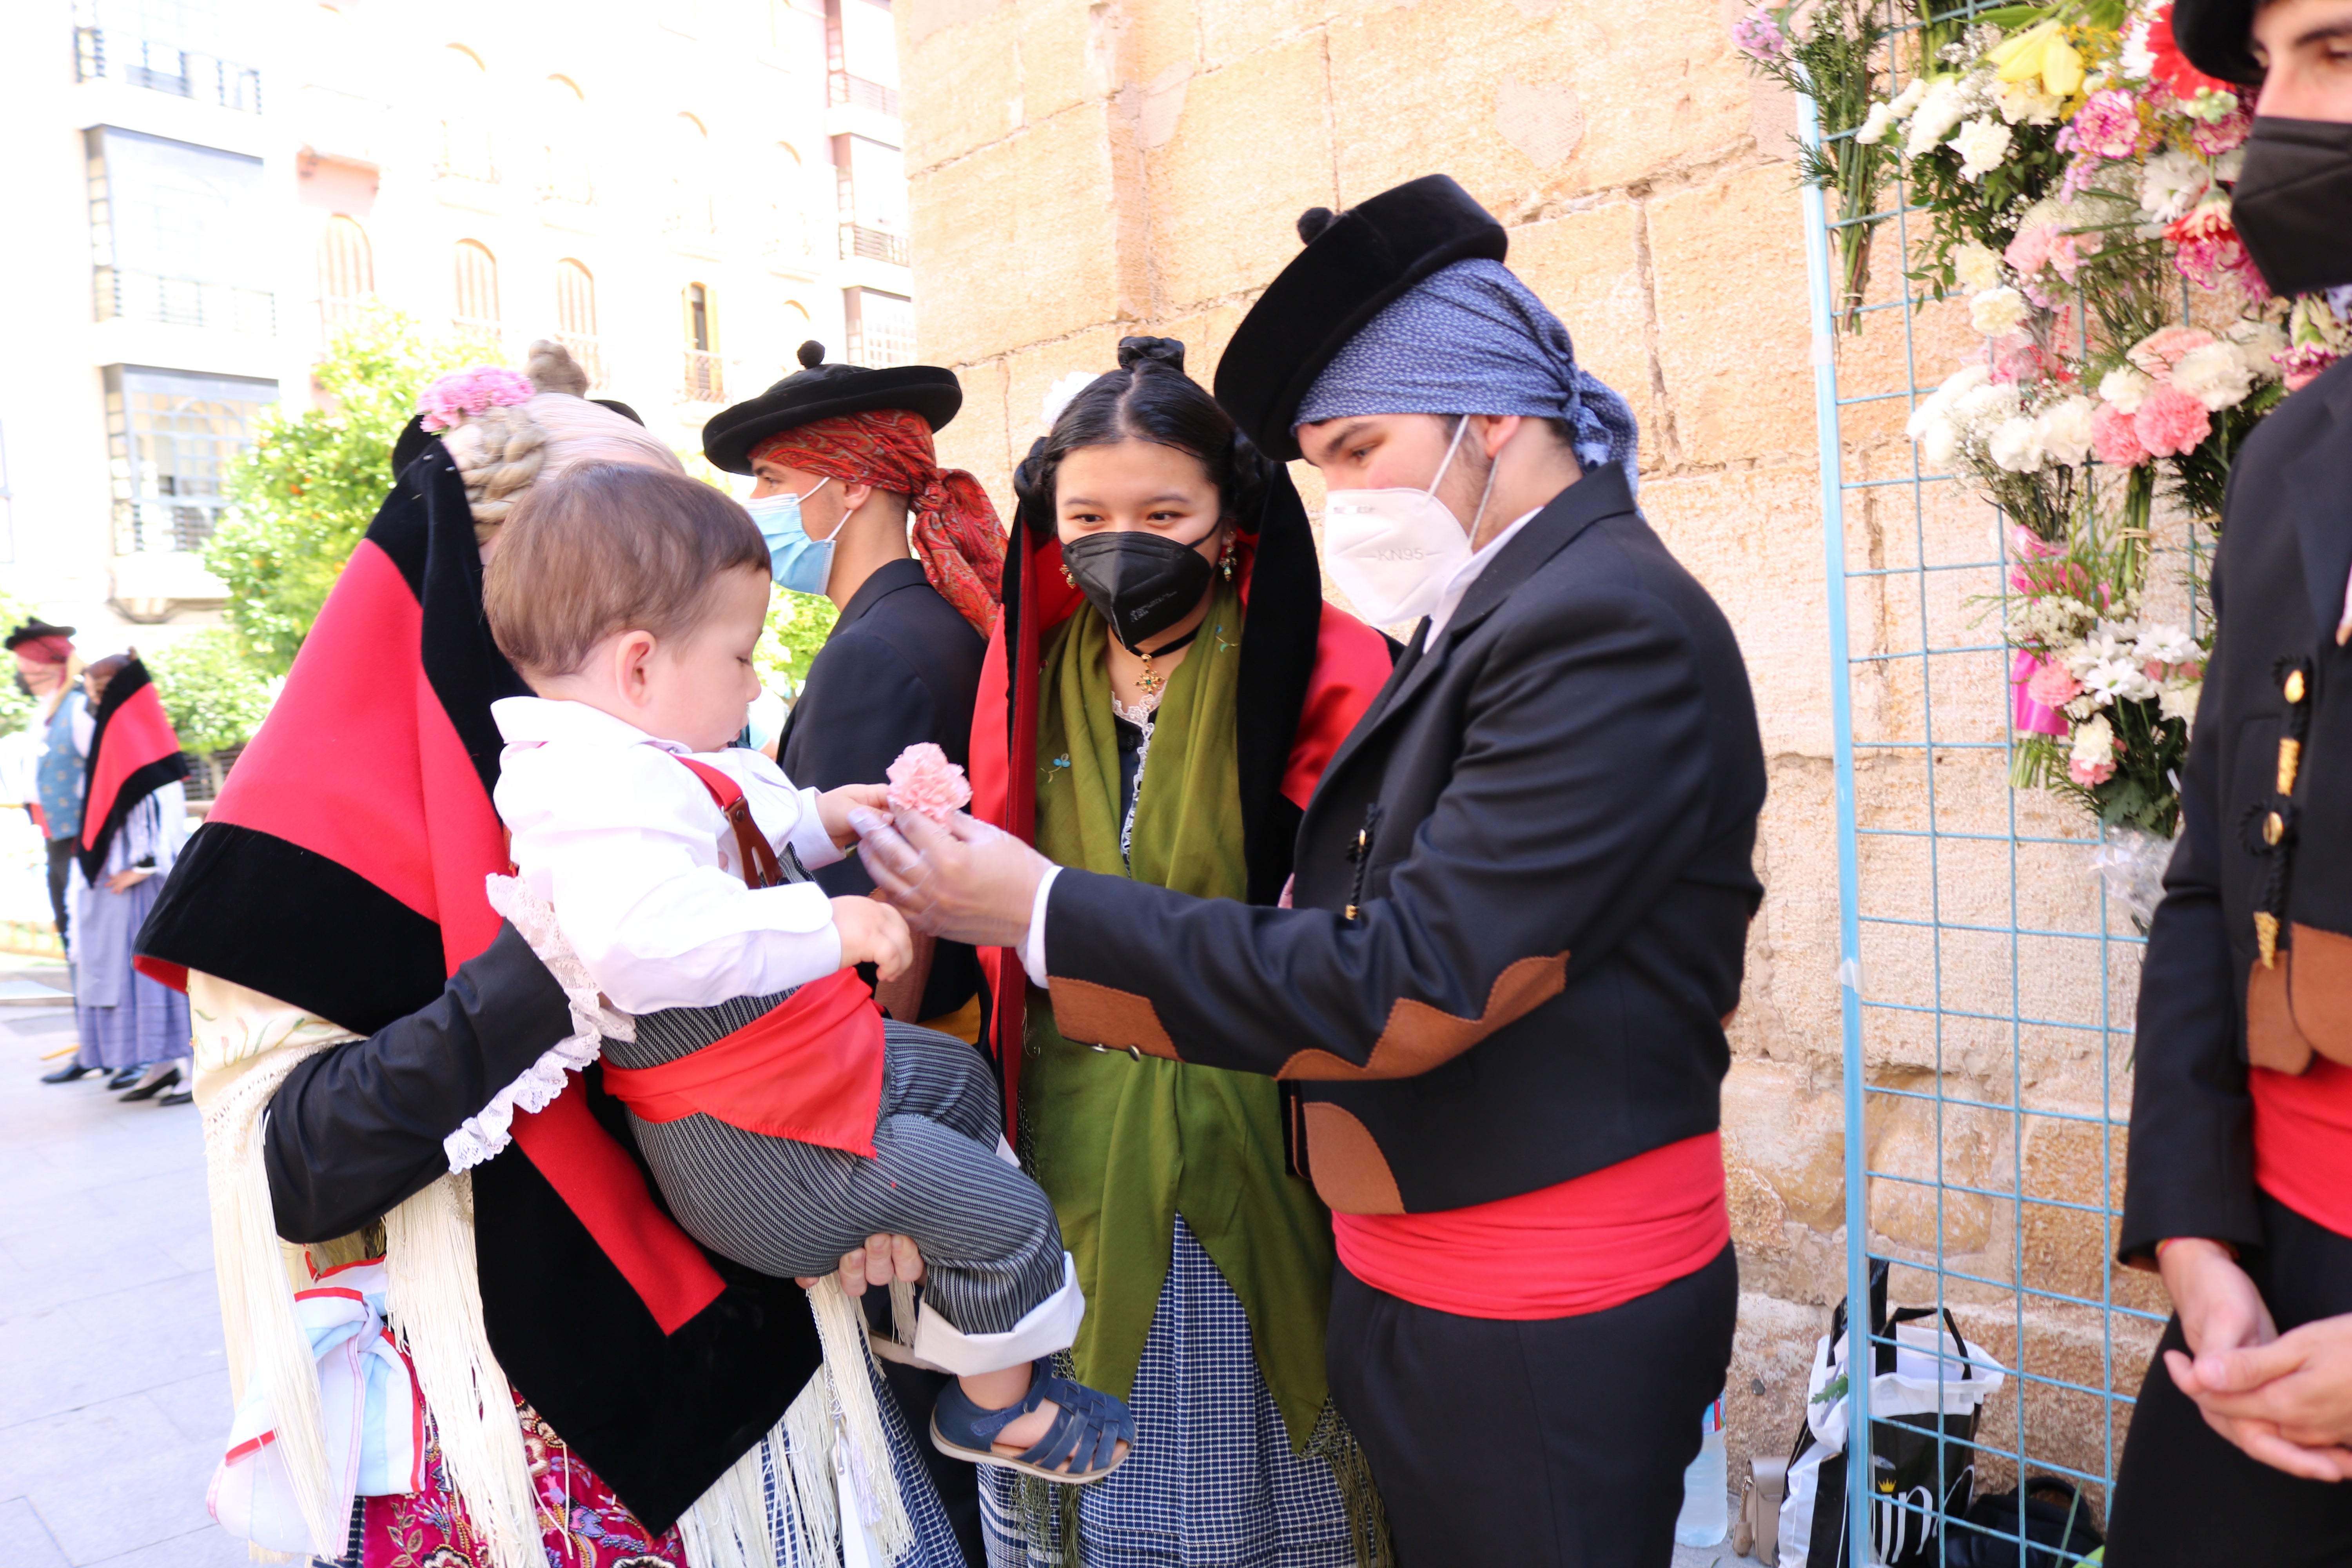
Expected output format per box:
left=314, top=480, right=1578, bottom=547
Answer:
left=1675, top=1390, right=1728, bottom=1548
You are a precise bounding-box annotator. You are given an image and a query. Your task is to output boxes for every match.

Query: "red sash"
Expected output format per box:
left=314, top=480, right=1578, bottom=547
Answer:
left=597, top=757, right=886, bottom=1158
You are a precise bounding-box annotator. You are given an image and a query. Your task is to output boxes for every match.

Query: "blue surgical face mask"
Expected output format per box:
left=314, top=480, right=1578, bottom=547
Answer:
left=745, top=478, right=835, bottom=596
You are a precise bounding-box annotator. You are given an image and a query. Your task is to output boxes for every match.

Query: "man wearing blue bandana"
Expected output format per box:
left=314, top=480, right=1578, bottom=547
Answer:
left=854, top=174, right=1767, bottom=1565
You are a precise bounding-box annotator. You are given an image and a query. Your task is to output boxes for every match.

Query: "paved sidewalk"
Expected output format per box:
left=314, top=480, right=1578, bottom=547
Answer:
left=0, top=958, right=241, bottom=1568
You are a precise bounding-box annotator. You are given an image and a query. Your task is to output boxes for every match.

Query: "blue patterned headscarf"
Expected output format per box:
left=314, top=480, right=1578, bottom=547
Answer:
left=1295, top=259, right=1641, bottom=494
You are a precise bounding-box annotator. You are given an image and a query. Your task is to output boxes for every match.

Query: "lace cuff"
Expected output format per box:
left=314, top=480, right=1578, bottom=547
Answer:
left=443, top=877, right=637, bottom=1173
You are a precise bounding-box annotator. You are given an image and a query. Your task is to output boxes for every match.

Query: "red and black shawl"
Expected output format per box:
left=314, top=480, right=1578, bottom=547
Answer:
left=136, top=447, right=821, bottom=1534
left=76, top=658, right=189, bottom=880
left=969, top=443, right=1394, bottom=1113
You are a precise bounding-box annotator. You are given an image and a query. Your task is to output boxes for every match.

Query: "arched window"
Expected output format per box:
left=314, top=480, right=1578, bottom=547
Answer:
left=317, top=214, right=373, bottom=328
left=555, top=258, right=602, bottom=388
left=667, top=113, right=715, bottom=237
left=540, top=75, right=592, bottom=204
left=682, top=282, right=722, bottom=402
left=437, top=45, right=495, bottom=183
left=453, top=240, right=499, bottom=333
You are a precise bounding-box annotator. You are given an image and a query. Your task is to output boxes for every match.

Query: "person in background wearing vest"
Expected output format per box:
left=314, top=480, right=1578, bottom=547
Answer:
left=704, top=344, right=1007, bottom=1565
left=2106, top=1, right=2352, bottom=1561
left=9, top=619, right=107, bottom=1086
left=853, top=174, right=1768, bottom=1567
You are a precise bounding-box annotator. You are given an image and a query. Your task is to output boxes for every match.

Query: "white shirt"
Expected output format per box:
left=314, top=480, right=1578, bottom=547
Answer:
left=1018, top=505, right=1546, bottom=979
left=492, top=697, right=845, bottom=1014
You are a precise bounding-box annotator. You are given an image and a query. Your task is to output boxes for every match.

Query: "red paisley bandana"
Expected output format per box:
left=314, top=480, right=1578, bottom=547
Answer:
left=751, top=409, right=1006, bottom=636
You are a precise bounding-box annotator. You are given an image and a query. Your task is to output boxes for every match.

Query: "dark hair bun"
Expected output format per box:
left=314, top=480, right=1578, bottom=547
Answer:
left=1116, top=336, right=1186, bottom=373
left=1296, top=207, right=1337, bottom=244
left=797, top=340, right=826, bottom=368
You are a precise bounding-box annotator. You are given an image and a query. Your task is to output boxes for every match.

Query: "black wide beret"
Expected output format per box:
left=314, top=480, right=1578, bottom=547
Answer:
left=702, top=342, right=962, bottom=475
left=2171, top=0, right=2263, bottom=87
left=1212, top=174, right=1508, bottom=462
left=388, top=397, right=651, bottom=479
left=5, top=619, right=77, bottom=651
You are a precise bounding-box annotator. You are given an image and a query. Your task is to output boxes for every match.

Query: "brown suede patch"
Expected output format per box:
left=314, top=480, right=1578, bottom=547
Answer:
left=1274, top=951, right=1570, bottom=1080
left=1045, top=977, right=1179, bottom=1059
left=2289, top=924, right=2352, bottom=1067
left=2247, top=957, right=2316, bottom=1074
left=1301, top=1102, right=1405, bottom=1214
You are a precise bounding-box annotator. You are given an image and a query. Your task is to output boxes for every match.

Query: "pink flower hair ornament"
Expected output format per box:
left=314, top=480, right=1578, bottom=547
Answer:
left=419, top=366, right=538, bottom=432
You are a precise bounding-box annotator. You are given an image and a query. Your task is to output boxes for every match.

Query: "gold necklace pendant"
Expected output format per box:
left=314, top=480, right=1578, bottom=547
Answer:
left=1136, top=653, right=1164, bottom=699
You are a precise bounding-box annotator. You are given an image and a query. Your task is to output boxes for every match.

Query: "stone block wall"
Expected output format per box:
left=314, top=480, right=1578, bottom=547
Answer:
left=898, top=0, right=2152, bottom=1510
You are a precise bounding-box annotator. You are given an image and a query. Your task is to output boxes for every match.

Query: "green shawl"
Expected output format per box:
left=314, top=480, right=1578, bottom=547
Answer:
left=1024, top=585, right=1335, bottom=1449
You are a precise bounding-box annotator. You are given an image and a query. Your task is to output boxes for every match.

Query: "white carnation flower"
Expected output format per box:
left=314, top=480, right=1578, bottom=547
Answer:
left=1857, top=101, right=1898, bottom=145
left=2225, top=317, right=2290, bottom=381
left=2138, top=151, right=2211, bottom=222
left=1997, top=79, right=2063, bottom=125
left=1919, top=414, right=1961, bottom=468
left=1888, top=77, right=1931, bottom=118
left=2214, top=149, right=2245, bottom=183
left=1988, top=415, right=2046, bottom=473
left=1038, top=369, right=1102, bottom=429
left=2071, top=711, right=2118, bottom=766
left=1936, top=363, right=1994, bottom=400
left=1953, top=380, right=2024, bottom=433
left=2036, top=396, right=2097, bottom=468
left=2159, top=681, right=2201, bottom=726
left=1953, top=117, right=2014, bottom=182
left=1954, top=242, right=2004, bottom=293
left=2098, top=364, right=2153, bottom=414
left=1971, top=286, right=2032, bottom=337
left=1906, top=79, right=1972, bottom=158
left=2170, top=340, right=2256, bottom=410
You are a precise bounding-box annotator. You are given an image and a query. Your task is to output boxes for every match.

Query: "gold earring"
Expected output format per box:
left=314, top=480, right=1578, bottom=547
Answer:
left=1219, top=538, right=1236, bottom=581
left=1061, top=563, right=1075, bottom=586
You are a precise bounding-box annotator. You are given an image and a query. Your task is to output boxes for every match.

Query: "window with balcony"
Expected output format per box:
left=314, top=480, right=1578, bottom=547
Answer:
left=317, top=214, right=373, bottom=330
left=436, top=45, right=496, bottom=184
left=103, top=365, right=277, bottom=555
left=540, top=75, right=593, bottom=205
left=843, top=286, right=913, bottom=368
left=74, top=0, right=261, bottom=112
left=87, top=127, right=272, bottom=334
left=453, top=240, right=499, bottom=338
left=667, top=114, right=717, bottom=240
left=556, top=260, right=604, bottom=389
left=825, top=0, right=900, bottom=118
left=832, top=134, right=908, bottom=267
left=683, top=283, right=724, bottom=402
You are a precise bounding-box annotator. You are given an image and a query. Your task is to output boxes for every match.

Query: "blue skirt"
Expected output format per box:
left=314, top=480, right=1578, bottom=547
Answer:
left=980, top=1217, right=1367, bottom=1568
left=74, top=871, right=188, bottom=1071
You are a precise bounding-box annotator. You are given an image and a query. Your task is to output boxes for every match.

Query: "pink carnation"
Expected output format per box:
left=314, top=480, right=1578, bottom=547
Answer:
left=2068, top=754, right=2118, bottom=787
left=2278, top=342, right=2343, bottom=392
left=2134, top=381, right=2214, bottom=457
left=2166, top=205, right=2265, bottom=296
left=2127, top=325, right=2217, bottom=377
left=419, top=366, right=536, bottom=432
left=886, top=742, right=972, bottom=824
left=2027, top=660, right=2084, bottom=710
left=2069, top=89, right=2146, bottom=160
left=2192, top=105, right=2251, bottom=156
left=2092, top=400, right=2151, bottom=466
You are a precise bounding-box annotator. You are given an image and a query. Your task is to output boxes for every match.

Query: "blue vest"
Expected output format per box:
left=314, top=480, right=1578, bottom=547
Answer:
left=35, top=689, right=86, bottom=842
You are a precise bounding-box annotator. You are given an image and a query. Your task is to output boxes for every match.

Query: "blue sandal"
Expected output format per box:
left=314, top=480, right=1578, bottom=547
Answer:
left=930, top=1359, right=1135, bottom=1484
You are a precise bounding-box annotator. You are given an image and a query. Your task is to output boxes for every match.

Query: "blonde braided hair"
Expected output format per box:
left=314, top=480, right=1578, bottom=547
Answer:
left=436, top=339, right=575, bottom=541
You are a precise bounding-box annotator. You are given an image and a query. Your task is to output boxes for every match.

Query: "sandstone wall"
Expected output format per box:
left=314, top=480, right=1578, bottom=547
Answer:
left=897, top=0, right=2152, bottom=1511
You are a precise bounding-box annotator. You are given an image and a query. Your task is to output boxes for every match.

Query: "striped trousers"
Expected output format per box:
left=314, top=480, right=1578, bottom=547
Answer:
left=610, top=1008, right=1065, bottom=1337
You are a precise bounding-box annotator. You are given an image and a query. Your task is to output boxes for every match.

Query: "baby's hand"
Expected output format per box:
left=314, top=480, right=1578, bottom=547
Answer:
left=817, top=783, right=892, bottom=848
left=832, top=894, right=913, bottom=980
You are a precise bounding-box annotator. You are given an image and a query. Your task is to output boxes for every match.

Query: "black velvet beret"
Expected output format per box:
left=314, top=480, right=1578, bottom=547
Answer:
left=1212, top=174, right=1508, bottom=462
left=2171, top=0, right=2263, bottom=87
left=702, top=341, right=962, bottom=475
left=389, top=398, right=650, bottom=479
left=5, top=619, right=76, bottom=650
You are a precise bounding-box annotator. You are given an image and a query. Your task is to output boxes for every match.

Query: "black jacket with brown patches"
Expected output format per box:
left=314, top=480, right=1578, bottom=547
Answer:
left=1039, top=463, right=1768, bottom=1215
left=2121, top=354, right=2352, bottom=1262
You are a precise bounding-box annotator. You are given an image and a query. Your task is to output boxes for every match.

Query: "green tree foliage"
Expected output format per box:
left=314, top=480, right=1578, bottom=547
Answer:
left=145, top=629, right=277, bottom=756
left=0, top=587, right=37, bottom=739
left=208, top=306, right=497, bottom=674
left=757, top=588, right=837, bottom=699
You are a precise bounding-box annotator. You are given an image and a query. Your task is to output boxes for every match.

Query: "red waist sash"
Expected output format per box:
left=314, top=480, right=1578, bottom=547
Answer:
left=601, top=968, right=886, bottom=1158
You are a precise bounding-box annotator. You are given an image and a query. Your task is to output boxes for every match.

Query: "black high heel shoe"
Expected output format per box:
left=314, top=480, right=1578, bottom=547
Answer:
left=157, top=1088, right=193, bottom=1107
left=105, top=1066, right=143, bottom=1091
left=119, top=1065, right=182, bottom=1102
left=39, top=1062, right=98, bottom=1084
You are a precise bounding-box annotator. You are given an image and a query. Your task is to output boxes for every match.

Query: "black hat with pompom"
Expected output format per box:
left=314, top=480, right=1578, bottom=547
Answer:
left=1212, top=174, right=1506, bottom=461
left=702, top=341, right=964, bottom=475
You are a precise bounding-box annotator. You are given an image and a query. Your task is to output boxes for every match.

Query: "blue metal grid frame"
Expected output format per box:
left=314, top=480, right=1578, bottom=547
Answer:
left=1799, top=27, right=2206, bottom=1559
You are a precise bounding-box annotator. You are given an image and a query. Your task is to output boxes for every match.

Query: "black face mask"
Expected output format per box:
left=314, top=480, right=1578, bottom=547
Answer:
left=1061, top=529, right=1217, bottom=650
left=2232, top=117, right=2352, bottom=300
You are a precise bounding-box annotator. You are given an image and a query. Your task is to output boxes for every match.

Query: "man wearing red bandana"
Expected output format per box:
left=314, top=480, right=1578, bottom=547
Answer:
left=704, top=342, right=1007, bottom=1563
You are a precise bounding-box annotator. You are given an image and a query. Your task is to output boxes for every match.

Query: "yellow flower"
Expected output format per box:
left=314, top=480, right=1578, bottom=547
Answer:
left=1989, top=20, right=2085, bottom=98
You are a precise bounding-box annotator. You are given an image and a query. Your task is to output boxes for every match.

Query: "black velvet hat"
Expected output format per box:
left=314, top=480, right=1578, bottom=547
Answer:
left=2171, top=0, right=2263, bottom=86
left=388, top=398, right=649, bottom=478
left=702, top=341, right=963, bottom=475
left=1213, top=174, right=1508, bottom=462
left=4, top=619, right=76, bottom=651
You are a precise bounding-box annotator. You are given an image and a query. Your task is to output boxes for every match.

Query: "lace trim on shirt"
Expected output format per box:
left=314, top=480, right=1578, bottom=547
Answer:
left=1115, top=702, right=1155, bottom=871
left=446, top=876, right=638, bottom=1173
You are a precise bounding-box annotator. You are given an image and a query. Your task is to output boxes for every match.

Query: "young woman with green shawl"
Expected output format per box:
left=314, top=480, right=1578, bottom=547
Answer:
left=963, top=338, right=1396, bottom=1566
